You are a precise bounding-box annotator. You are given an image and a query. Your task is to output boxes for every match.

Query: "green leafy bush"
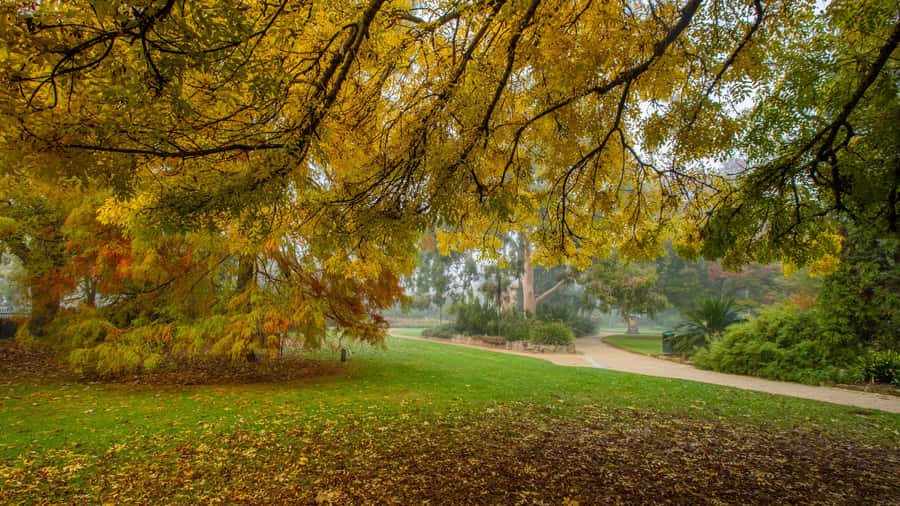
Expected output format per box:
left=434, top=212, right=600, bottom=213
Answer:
left=818, top=228, right=899, bottom=351
left=530, top=321, right=574, bottom=345
left=857, top=350, right=900, bottom=384
left=450, top=300, right=495, bottom=335
left=537, top=304, right=594, bottom=337
left=693, top=303, right=859, bottom=385
left=500, top=310, right=531, bottom=341
left=422, top=324, right=456, bottom=339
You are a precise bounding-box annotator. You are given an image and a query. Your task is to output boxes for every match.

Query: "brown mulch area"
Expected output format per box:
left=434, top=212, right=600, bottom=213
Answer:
left=0, top=339, right=342, bottom=385
left=0, top=339, right=70, bottom=381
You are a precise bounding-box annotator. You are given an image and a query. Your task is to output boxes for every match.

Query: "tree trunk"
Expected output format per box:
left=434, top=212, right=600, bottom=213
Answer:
left=521, top=241, right=536, bottom=315
left=236, top=255, right=256, bottom=292
left=520, top=238, right=568, bottom=316
left=626, top=316, right=639, bottom=334
left=83, top=278, right=97, bottom=308
left=236, top=255, right=261, bottom=355
left=27, top=277, right=60, bottom=337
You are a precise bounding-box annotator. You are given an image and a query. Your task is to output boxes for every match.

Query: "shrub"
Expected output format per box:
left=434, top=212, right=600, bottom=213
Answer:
left=692, top=303, right=859, bottom=385
left=421, top=324, right=456, bottom=339
left=857, top=350, right=900, bottom=384
left=537, top=304, right=594, bottom=337
left=450, top=300, right=495, bottom=335
left=530, top=321, right=574, bottom=345
left=671, top=297, right=742, bottom=356
left=499, top=310, right=531, bottom=341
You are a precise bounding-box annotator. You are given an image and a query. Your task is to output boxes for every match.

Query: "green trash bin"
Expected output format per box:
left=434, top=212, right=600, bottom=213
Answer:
left=661, top=331, right=674, bottom=355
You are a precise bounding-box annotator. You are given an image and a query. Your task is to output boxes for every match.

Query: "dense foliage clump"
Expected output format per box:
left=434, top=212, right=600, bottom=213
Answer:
left=421, top=324, right=456, bottom=339
left=818, top=229, right=899, bottom=351
left=499, top=311, right=532, bottom=342
left=693, top=304, right=858, bottom=385
left=530, top=321, right=575, bottom=345
left=857, top=351, right=900, bottom=386
left=449, top=300, right=496, bottom=336
left=537, top=305, right=594, bottom=337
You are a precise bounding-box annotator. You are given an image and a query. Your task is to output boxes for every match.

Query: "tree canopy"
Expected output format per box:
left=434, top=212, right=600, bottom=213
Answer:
left=0, top=0, right=897, bottom=370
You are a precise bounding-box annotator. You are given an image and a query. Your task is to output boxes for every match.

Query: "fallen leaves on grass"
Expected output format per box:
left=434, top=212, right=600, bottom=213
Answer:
left=0, top=340, right=68, bottom=381
left=2, top=404, right=897, bottom=504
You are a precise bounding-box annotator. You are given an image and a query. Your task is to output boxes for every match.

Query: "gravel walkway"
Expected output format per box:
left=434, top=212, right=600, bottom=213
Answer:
left=391, top=331, right=900, bottom=414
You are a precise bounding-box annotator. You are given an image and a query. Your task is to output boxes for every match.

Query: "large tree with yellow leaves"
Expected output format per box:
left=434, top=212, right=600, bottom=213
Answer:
left=0, top=0, right=896, bottom=371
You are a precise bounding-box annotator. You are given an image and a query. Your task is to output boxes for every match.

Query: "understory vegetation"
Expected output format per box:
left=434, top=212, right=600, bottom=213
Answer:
left=1, top=337, right=898, bottom=503
left=421, top=302, right=586, bottom=345
left=692, top=304, right=859, bottom=385
left=670, top=227, right=900, bottom=387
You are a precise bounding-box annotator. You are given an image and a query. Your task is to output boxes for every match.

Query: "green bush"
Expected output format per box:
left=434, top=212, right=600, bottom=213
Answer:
left=422, top=324, right=456, bottom=339
left=530, top=321, right=574, bottom=345
left=857, top=350, right=900, bottom=384
left=693, top=303, right=859, bottom=385
left=499, top=310, right=531, bottom=341
left=450, top=300, right=495, bottom=335
left=537, top=304, right=594, bottom=337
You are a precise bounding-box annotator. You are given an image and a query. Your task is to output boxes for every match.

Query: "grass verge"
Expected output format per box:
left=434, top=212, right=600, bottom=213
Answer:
left=389, top=327, right=425, bottom=337
left=604, top=333, right=664, bottom=355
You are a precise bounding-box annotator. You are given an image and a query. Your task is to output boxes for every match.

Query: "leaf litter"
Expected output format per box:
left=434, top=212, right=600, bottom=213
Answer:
left=1, top=403, right=897, bottom=504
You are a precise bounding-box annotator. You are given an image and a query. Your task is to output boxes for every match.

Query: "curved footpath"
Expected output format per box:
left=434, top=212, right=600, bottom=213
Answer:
left=390, top=331, right=900, bottom=414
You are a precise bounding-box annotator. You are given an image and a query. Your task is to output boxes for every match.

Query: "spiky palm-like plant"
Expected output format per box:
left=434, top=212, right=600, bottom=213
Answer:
left=673, top=297, right=742, bottom=356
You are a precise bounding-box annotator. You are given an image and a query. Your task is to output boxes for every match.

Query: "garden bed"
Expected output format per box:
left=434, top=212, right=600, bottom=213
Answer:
left=449, top=334, right=576, bottom=354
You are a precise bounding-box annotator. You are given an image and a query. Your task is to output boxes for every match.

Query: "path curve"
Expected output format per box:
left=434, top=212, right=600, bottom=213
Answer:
left=390, top=331, right=900, bottom=414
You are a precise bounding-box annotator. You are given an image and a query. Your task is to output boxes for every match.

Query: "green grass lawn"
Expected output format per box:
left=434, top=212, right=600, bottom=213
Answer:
left=604, top=333, right=664, bottom=355
left=594, top=325, right=668, bottom=334
left=388, top=327, right=425, bottom=337
left=1, top=337, right=898, bottom=502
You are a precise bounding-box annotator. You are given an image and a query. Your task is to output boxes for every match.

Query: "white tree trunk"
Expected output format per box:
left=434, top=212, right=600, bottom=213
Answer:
left=521, top=240, right=536, bottom=315
left=520, top=237, right=568, bottom=316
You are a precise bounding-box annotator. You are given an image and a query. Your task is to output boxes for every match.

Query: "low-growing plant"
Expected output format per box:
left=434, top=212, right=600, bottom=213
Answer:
left=857, top=350, right=900, bottom=385
left=450, top=300, right=495, bottom=335
left=500, top=310, right=531, bottom=341
left=421, top=324, right=456, bottom=339
left=537, top=304, right=594, bottom=336
left=530, top=321, right=574, bottom=345
left=671, top=297, right=741, bottom=356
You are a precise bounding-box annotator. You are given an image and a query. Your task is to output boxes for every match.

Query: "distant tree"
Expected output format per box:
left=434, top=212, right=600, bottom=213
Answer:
left=412, top=233, right=455, bottom=322
left=655, top=246, right=817, bottom=313
left=582, top=256, right=668, bottom=333
left=0, top=177, right=75, bottom=335
left=654, top=249, right=719, bottom=313
left=0, top=253, right=25, bottom=311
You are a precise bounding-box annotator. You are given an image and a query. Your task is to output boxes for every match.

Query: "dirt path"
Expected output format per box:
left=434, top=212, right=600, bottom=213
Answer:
left=390, top=331, right=900, bottom=414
